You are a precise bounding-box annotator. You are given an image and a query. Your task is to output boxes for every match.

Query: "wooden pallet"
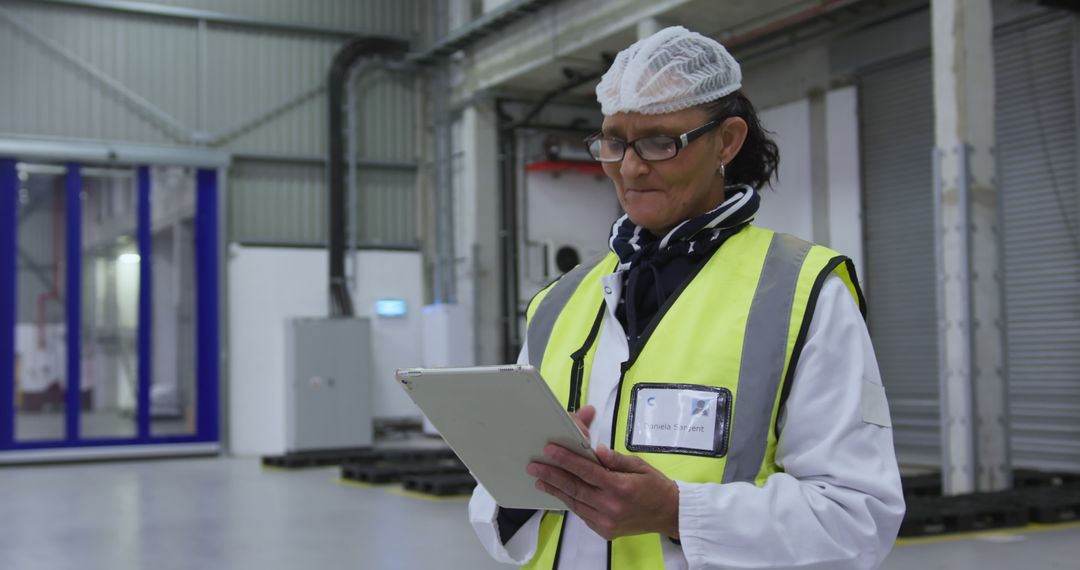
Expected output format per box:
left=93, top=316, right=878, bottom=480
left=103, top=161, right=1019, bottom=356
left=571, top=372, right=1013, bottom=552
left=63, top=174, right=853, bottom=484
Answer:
left=341, top=461, right=467, bottom=484
left=1013, top=469, right=1080, bottom=489
left=902, top=469, right=1080, bottom=499
left=900, top=492, right=1029, bottom=537
left=262, top=448, right=379, bottom=469
left=264, top=446, right=456, bottom=470
left=402, top=473, right=477, bottom=496
left=901, top=473, right=942, bottom=498
left=1016, top=486, right=1080, bottom=523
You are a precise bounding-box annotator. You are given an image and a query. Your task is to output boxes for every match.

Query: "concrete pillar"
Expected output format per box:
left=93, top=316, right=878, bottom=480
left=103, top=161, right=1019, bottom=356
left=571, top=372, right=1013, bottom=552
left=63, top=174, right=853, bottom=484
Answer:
left=459, top=102, right=503, bottom=365
left=931, top=0, right=1010, bottom=495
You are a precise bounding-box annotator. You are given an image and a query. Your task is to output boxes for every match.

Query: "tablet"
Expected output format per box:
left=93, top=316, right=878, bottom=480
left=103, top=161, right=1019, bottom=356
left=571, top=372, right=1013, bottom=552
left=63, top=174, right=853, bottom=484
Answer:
left=395, top=365, right=597, bottom=510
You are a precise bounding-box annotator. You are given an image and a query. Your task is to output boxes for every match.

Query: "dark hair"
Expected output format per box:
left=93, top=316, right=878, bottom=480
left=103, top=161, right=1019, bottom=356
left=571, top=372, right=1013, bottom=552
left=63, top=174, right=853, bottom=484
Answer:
left=702, top=91, right=779, bottom=190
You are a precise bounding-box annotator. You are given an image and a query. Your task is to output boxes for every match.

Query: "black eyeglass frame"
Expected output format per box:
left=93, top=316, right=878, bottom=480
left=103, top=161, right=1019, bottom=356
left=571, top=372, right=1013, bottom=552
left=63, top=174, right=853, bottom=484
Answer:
left=583, top=119, right=722, bottom=163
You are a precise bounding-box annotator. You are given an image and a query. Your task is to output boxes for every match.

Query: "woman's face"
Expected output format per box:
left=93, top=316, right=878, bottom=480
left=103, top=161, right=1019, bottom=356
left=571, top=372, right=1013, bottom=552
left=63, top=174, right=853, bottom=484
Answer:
left=600, top=106, right=727, bottom=236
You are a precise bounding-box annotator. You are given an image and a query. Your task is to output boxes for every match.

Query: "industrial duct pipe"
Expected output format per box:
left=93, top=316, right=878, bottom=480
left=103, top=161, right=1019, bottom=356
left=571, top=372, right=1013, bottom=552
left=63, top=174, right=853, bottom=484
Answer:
left=327, top=36, right=409, bottom=317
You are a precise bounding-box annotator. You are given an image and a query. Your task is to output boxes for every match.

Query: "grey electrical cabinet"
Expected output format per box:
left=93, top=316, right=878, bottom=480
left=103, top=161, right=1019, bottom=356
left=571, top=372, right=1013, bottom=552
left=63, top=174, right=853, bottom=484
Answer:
left=284, top=317, right=374, bottom=452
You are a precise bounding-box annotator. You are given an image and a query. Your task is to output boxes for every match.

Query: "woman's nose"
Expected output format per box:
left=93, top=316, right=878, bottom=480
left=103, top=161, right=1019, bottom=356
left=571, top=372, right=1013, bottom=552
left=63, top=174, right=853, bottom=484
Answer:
left=619, top=145, right=650, bottom=178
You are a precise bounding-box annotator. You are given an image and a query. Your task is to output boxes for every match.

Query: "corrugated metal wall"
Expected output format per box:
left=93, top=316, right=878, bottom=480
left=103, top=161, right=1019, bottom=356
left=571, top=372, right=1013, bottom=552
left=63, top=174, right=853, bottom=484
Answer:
left=0, top=0, right=427, bottom=247
left=206, top=28, right=337, bottom=157
left=149, top=0, right=421, bottom=36
left=229, top=159, right=326, bottom=245
left=354, top=69, right=421, bottom=247
left=859, top=14, right=1080, bottom=471
left=859, top=55, right=941, bottom=467
left=997, top=17, right=1080, bottom=472
left=0, top=3, right=197, bottom=145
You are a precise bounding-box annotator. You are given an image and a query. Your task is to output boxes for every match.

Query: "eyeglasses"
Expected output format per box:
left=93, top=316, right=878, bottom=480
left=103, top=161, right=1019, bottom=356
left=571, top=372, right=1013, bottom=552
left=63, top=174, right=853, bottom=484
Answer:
left=584, top=120, right=720, bottom=163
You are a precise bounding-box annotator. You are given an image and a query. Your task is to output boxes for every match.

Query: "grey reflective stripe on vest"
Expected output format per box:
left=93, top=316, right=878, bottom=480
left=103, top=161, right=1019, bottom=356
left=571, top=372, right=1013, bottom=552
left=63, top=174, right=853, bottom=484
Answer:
left=722, top=233, right=813, bottom=484
left=526, top=257, right=606, bottom=369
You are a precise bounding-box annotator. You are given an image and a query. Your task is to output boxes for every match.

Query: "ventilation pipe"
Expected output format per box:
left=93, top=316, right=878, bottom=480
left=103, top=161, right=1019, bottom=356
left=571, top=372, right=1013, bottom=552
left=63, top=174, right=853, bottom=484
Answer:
left=327, top=36, right=409, bottom=317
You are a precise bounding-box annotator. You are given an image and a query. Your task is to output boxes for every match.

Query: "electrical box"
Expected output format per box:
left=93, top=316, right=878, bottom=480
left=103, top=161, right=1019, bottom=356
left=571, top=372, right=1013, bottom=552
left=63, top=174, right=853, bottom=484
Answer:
left=284, top=317, right=373, bottom=452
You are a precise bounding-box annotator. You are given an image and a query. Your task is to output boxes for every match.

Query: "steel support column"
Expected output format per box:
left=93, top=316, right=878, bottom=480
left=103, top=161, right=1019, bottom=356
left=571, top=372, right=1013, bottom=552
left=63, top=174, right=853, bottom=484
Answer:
left=931, top=0, right=1011, bottom=494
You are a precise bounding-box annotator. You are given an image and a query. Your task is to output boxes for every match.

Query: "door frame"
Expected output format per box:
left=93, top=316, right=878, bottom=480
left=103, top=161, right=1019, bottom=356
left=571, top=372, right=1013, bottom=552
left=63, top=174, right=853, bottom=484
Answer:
left=0, top=137, right=229, bottom=462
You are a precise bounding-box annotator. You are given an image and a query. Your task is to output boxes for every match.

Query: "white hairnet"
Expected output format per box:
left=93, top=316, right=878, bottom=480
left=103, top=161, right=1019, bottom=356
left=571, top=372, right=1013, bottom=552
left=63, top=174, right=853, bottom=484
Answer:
left=596, top=26, right=742, bottom=116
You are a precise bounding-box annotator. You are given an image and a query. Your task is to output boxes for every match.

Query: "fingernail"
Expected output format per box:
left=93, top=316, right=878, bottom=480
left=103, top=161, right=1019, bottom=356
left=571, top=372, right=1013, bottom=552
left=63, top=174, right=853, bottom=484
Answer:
left=526, top=464, right=539, bottom=477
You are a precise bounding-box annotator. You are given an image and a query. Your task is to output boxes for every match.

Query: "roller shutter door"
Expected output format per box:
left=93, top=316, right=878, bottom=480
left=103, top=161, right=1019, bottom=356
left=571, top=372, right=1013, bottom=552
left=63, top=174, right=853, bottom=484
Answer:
left=997, top=17, right=1080, bottom=471
left=858, top=55, right=940, bottom=467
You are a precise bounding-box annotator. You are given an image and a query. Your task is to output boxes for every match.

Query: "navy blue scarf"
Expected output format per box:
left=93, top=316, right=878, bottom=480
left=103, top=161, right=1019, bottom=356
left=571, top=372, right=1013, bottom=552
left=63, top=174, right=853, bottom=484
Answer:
left=608, top=185, right=761, bottom=347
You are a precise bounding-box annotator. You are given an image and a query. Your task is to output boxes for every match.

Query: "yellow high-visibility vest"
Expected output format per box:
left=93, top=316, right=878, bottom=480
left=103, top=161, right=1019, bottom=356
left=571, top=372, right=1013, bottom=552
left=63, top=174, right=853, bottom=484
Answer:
left=521, top=225, right=864, bottom=570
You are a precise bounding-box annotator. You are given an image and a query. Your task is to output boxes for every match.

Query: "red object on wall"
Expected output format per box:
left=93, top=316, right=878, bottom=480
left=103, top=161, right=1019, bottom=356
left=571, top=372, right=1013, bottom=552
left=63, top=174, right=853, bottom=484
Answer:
left=524, top=160, right=605, bottom=176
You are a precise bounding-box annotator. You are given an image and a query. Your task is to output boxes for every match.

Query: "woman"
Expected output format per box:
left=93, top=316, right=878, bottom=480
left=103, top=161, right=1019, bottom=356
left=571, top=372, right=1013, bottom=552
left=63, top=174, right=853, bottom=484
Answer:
left=470, top=26, right=904, bottom=570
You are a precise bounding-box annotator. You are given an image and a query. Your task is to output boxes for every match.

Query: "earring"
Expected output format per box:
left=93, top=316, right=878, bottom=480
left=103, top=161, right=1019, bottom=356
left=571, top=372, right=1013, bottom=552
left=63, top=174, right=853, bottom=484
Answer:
left=719, top=163, right=726, bottom=179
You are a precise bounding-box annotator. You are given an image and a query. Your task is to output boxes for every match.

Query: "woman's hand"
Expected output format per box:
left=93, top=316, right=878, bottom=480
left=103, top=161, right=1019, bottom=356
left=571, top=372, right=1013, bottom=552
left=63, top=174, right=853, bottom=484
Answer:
left=570, top=405, right=595, bottom=440
left=527, top=406, right=680, bottom=540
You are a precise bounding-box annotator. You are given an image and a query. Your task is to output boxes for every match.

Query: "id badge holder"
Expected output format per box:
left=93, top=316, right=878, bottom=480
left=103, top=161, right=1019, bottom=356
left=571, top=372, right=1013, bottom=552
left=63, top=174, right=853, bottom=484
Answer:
left=626, top=383, right=732, bottom=457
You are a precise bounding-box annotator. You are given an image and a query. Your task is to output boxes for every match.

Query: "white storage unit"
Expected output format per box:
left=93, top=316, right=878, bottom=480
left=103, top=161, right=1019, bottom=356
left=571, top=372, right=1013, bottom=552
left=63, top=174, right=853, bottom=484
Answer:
left=285, top=317, right=373, bottom=453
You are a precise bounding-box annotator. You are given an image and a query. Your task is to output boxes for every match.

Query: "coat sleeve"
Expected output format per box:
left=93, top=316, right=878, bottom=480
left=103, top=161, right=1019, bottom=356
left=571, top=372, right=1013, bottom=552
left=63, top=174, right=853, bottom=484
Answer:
left=676, top=275, right=906, bottom=570
left=467, top=340, right=545, bottom=565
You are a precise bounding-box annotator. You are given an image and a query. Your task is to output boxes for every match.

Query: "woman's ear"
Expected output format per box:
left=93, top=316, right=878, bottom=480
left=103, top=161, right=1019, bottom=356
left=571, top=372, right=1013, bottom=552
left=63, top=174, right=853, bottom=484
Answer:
left=717, top=116, right=749, bottom=168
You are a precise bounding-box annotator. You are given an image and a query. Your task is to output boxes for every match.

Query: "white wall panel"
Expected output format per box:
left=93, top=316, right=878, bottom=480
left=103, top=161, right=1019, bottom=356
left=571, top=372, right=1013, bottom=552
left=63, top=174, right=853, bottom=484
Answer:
left=756, top=99, right=814, bottom=241
left=227, top=246, right=424, bottom=456
left=519, top=167, right=620, bottom=303
left=825, top=86, right=865, bottom=280
left=228, top=247, right=326, bottom=455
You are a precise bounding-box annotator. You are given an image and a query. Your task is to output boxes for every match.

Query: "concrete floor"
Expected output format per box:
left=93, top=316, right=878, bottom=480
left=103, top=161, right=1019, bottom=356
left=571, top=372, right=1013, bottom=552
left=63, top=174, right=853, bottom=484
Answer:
left=0, top=457, right=1078, bottom=570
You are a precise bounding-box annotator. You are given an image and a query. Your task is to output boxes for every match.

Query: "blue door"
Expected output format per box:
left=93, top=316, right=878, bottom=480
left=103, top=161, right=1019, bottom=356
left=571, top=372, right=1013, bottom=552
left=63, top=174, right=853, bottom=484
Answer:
left=0, top=160, right=219, bottom=453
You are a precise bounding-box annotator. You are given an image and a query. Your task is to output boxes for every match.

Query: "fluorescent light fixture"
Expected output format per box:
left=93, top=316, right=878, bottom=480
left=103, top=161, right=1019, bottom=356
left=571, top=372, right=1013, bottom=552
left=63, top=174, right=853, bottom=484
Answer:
left=375, top=298, right=407, bottom=318
left=118, top=253, right=141, bottom=264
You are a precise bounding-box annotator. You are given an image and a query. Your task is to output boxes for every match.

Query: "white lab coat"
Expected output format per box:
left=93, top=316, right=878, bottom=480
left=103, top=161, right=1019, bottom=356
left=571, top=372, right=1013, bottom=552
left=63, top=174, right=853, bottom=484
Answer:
left=470, top=270, right=906, bottom=570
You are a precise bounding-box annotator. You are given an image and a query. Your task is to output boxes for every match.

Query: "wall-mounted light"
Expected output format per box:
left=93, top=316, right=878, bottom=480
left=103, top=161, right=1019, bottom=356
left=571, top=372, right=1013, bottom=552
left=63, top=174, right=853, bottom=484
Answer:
left=118, top=253, right=141, bottom=264
left=375, top=298, right=407, bottom=318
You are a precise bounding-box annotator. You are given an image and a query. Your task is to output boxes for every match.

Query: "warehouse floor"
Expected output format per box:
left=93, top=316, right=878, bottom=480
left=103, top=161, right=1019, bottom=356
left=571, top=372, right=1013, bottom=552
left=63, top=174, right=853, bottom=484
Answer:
left=0, top=457, right=1078, bottom=570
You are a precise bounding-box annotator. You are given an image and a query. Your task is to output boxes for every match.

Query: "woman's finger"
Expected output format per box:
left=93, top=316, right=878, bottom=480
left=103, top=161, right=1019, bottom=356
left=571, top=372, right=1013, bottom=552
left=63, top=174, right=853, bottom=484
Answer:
left=534, top=479, right=604, bottom=522
left=596, top=445, right=651, bottom=474
left=528, top=461, right=602, bottom=509
left=571, top=406, right=596, bottom=439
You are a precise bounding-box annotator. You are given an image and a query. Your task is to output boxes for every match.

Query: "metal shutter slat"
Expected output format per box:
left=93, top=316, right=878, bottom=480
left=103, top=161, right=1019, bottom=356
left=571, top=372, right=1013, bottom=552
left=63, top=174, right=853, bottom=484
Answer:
left=859, top=55, right=939, bottom=466
left=997, top=18, right=1080, bottom=472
